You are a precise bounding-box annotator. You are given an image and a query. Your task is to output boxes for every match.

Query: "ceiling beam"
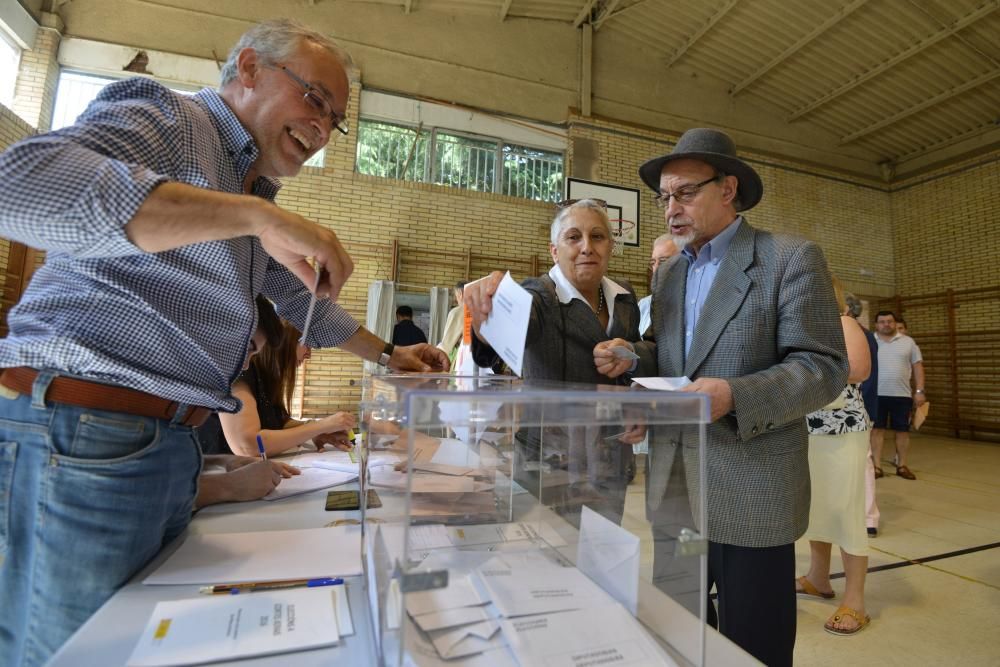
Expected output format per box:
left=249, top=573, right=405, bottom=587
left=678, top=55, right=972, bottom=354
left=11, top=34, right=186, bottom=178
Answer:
left=499, top=0, right=513, bottom=21
left=593, top=0, right=622, bottom=30
left=839, top=68, right=1000, bottom=144
left=730, top=0, right=867, bottom=97
left=574, top=0, right=599, bottom=28
left=789, top=0, right=999, bottom=121
left=666, top=0, right=739, bottom=68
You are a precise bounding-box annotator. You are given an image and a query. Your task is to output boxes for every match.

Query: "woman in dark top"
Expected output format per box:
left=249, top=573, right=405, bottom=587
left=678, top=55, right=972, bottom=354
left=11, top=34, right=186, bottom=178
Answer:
left=466, top=199, right=643, bottom=523
left=201, top=320, right=355, bottom=457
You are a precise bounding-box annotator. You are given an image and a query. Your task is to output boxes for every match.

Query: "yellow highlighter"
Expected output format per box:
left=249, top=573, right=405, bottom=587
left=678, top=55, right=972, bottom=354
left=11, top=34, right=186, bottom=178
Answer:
left=347, top=429, right=357, bottom=463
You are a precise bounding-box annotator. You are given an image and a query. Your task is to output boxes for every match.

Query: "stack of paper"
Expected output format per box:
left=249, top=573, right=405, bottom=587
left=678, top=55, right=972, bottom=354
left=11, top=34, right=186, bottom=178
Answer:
left=127, top=587, right=339, bottom=666
left=263, top=467, right=356, bottom=500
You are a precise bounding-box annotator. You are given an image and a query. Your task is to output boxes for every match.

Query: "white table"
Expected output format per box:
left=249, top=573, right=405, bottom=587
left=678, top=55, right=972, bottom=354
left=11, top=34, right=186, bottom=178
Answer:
left=46, top=482, right=759, bottom=666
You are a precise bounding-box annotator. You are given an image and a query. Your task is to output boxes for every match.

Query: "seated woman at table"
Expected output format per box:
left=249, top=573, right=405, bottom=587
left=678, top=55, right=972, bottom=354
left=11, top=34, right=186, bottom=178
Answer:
left=464, top=198, right=643, bottom=523
left=197, top=312, right=356, bottom=458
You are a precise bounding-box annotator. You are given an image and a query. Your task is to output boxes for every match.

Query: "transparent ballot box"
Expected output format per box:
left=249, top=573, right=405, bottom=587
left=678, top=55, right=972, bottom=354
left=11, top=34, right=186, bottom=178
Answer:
left=359, top=375, right=709, bottom=666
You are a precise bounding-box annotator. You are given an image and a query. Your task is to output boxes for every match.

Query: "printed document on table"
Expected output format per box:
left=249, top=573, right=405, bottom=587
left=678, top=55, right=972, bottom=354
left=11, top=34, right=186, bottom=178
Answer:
left=478, top=271, right=532, bottom=377
left=144, top=526, right=362, bottom=584
left=500, top=602, right=677, bottom=667
left=127, top=587, right=339, bottom=666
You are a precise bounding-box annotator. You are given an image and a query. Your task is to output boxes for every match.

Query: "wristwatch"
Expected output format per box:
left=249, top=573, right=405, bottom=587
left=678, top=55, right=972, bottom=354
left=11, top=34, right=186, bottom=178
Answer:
left=377, top=342, right=394, bottom=368
left=915, top=389, right=925, bottom=394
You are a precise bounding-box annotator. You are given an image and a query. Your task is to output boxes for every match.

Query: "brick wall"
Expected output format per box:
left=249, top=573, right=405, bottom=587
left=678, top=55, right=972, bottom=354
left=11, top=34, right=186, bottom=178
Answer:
left=883, top=150, right=1000, bottom=437
left=278, top=105, right=899, bottom=415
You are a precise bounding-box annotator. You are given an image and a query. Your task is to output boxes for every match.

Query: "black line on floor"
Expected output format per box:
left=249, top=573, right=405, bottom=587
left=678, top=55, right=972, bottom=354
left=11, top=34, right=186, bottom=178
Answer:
left=829, top=540, right=1000, bottom=579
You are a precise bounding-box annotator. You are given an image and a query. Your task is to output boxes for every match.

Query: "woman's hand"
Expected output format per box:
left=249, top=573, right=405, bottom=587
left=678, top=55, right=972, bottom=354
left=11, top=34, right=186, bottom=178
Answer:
left=593, top=339, right=636, bottom=378
left=463, top=271, right=504, bottom=337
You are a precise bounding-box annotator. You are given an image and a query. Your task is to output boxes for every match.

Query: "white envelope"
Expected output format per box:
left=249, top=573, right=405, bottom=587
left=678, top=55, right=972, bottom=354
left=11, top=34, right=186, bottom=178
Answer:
left=577, top=506, right=640, bottom=615
left=632, top=376, right=692, bottom=391
left=405, top=573, right=489, bottom=617
left=411, top=605, right=494, bottom=632
left=429, top=620, right=503, bottom=659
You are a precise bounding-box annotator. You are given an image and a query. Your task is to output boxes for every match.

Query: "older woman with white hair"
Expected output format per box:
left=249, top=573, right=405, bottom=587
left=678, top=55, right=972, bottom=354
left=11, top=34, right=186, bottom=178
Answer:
left=464, top=199, right=642, bottom=523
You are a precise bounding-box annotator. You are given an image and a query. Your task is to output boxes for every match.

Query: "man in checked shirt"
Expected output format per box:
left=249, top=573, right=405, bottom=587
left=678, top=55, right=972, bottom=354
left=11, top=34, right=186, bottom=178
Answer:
left=0, top=19, right=447, bottom=666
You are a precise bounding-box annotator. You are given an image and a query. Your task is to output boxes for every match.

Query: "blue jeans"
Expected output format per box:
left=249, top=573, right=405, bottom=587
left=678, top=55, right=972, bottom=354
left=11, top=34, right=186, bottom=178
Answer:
left=0, top=371, right=202, bottom=667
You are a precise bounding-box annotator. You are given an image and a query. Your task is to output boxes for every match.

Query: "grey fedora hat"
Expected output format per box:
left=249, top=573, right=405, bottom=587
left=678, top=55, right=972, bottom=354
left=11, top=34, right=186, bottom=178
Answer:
left=638, top=128, right=763, bottom=211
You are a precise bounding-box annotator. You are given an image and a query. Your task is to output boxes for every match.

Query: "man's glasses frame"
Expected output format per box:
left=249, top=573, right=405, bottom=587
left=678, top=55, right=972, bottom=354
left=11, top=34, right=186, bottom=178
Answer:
left=653, top=174, right=721, bottom=209
left=269, top=64, right=348, bottom=136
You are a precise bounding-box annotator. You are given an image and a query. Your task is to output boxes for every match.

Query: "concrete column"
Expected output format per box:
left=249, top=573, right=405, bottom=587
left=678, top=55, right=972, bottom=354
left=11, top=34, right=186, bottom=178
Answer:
left=12, top=12, right=63, bottom=132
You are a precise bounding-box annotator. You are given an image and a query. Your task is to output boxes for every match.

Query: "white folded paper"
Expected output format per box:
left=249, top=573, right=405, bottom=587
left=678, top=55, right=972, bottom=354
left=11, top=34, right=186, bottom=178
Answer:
left=577, top=506, right=640, bottom=615
left=477, top=271, right=532, bottom=377
left=474, top=552, right=613, bottom=617
left=632, top=376, right=692, bottom=391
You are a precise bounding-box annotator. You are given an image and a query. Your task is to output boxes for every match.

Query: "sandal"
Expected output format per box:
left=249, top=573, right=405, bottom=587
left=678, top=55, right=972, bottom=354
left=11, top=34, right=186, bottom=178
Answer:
left=824, top=605, right=870, bottom=636
left=896, top=465, right=916, bottom=480
left=874, top=466, right=884, bottom=479
left=795, top=575, right=835, bottom=600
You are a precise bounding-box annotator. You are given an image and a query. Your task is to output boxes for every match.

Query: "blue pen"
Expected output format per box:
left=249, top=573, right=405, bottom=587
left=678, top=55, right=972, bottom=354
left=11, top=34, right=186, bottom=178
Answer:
left=200, top=577, right=345, bottom=595
left=256, top=434, right=267, bottom=461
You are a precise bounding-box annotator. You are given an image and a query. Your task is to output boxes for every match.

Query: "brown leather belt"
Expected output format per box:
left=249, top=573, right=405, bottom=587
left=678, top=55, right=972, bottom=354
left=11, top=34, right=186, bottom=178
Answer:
left=0, top=367, right=211, bottom=428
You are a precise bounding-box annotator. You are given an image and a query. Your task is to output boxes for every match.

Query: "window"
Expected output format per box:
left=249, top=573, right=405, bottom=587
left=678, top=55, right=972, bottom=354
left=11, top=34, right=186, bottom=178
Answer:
left=356, top=120, right=429, bottom=182
left=356, top=119, right=563, bottom=203
left=51, top=71, right=114, bottom=129
left=0, top=30, right=21, bottom=108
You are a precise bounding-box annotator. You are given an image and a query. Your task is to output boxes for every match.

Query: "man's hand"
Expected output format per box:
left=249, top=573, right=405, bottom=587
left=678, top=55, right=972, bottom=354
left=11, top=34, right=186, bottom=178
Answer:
left=463, top=271, right=504, bottom=336
left=681, top=377, right=734, bottom=422
left=226, top=460, right=299, bottom=502
left=593, top=339, right=635, bottom=379
left=914, top=391, right=927, bottom=408
left=255, top=201, right=354, bottom=301
left=618, top=422, right=647, bottom=445
left=390, top=343, right=450, bottom=373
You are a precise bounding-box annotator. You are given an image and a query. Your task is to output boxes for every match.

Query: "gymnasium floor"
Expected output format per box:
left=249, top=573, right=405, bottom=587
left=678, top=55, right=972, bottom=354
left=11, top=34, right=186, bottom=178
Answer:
left=624, top=432, right=1000, bottom=666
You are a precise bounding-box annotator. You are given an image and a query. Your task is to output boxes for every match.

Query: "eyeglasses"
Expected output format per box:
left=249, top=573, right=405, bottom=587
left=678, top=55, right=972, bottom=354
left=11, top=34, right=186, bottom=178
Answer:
left=556, top=198, right=608, bottom=209
left=653, top=175, right=720, bottom=209
left=649, top=257, right=672, bottom=270
left=270, top=65, right=348, bottom=135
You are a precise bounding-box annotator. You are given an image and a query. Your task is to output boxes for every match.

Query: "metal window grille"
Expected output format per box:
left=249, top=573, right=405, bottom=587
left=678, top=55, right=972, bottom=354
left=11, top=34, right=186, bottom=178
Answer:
left=355, top=120, right=429, bottom=182
left=501, top=143, right=564, bottom=202
left=51, top=72, right=115, bottom=130
left=356, top=119, right=564, bottom=204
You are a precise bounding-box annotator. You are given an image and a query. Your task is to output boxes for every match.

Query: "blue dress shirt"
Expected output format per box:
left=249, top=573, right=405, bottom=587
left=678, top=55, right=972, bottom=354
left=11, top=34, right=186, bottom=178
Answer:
left=682, top=217, right=743, bottom=357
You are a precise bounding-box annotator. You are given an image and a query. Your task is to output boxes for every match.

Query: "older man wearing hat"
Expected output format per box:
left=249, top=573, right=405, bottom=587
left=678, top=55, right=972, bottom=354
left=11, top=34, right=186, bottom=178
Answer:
left=596, top=128, right=848, bottom=666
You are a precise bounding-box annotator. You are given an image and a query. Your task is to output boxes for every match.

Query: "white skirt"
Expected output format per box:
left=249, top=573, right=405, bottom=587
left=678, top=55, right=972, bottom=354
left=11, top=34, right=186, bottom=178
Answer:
left=802, top=429, right=870, bottom=556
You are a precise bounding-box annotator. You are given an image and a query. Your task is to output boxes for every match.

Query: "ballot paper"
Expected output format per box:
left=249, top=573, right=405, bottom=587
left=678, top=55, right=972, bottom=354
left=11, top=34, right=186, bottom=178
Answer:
left=429, top=438, right=481, bottom=468
left=369, top=470, right=488, bottom=494
left=577, top=506, right=640, bottom=615
left=411, top=605, right=495, bottom=632
left=287, top=450, right=395, bottom=472
left=477, top=271, right=532, bottom=377
left=144, top=526, right=362, bottom=585
left=127, top=587, right=338, bottom=666
left=500, top=602, right=676, bottom=667
left=473, top=552, right=613, bottom=617
left=262, top=467, right=356, bottom=500
left=448, top=521, right=568, bottom=549
left=632, top=376, right=692, bottom=391
left=429, top=620, right=505, bottom=660
left=404, top=617, right=518, bottom=667
left=405, top=573, right=489, bottom=617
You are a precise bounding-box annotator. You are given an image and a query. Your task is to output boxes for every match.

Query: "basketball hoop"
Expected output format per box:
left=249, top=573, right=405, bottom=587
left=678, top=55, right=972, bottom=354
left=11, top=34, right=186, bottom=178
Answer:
left=609, top=218, right=636, bottom=256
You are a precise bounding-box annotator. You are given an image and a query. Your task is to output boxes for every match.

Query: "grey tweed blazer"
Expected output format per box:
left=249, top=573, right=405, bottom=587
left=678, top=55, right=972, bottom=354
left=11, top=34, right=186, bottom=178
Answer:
left=635, top=220, right=848, bottom=547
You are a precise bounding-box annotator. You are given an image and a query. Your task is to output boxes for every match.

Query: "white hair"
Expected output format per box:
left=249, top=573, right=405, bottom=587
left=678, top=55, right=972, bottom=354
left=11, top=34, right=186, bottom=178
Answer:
left=219, top=19, right=355, bottom=87
left=550, top=199, right=612, bottom=245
